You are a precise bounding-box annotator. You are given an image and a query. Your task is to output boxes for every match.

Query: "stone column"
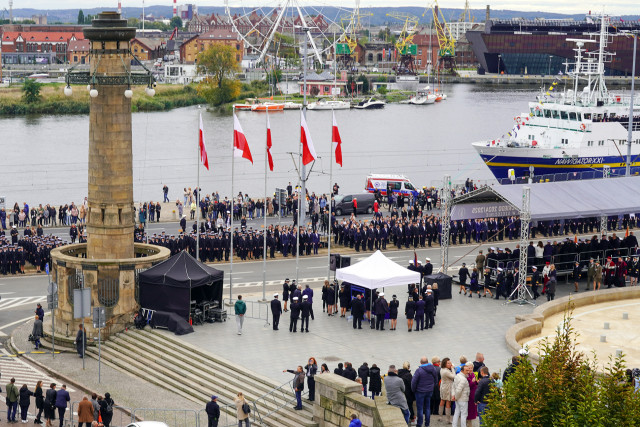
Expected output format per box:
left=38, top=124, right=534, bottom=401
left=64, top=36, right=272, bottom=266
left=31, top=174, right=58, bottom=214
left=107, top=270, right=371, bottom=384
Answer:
left=84, top=11, right=137, bottom=260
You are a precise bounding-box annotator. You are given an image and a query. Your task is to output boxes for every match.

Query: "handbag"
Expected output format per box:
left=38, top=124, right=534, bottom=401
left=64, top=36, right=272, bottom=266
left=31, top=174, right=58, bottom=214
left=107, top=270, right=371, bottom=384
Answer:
left=241, top=402, right=251, bottom=415
left=28, top=334, right=35, bottom=342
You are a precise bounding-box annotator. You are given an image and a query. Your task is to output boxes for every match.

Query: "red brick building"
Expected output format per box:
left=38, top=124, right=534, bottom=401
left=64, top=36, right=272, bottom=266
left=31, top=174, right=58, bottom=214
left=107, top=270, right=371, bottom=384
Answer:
left=1, top=30, right=83, bottom=64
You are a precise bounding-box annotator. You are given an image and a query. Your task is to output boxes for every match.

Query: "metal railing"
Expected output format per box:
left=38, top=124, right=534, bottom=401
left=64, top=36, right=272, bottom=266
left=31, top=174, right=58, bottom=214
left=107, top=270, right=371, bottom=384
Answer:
left=69, top=401, right=133, bottom=427
left=224, top=298, right=269, bottom=323
left=500, top=168, right=640, bottom=185
left=132, top=408, right=200, bottom=427
left=250, top=377, right=306, bottom=426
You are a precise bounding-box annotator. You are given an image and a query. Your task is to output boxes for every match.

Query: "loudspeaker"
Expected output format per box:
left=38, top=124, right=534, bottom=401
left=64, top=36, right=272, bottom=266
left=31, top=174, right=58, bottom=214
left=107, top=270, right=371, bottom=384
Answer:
left=330, top=254, right=340, bottom=271
left=340, top=256, right=351, bottom=268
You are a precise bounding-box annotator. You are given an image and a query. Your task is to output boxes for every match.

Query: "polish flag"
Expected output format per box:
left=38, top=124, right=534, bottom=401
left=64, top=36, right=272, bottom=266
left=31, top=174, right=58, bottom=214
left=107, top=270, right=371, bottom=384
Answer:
left=233, top=113, right=253, bottom=163
left=300, top=111, right=317, bottom=165
left=266, top=113, right=274, bottom=171
left=199, top=113, right=209, bottom=170
left=332, top=110, right=343, bottom=167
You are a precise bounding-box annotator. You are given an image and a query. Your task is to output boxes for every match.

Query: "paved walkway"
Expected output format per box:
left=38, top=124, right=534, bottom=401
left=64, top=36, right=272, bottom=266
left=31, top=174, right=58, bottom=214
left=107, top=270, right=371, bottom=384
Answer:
left=174, top=281, right=581, bottom=386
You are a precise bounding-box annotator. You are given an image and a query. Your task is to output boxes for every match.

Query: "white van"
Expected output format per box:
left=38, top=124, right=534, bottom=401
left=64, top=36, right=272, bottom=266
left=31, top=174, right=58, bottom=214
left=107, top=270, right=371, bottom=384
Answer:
left=364, top=174, right=418, bottom=197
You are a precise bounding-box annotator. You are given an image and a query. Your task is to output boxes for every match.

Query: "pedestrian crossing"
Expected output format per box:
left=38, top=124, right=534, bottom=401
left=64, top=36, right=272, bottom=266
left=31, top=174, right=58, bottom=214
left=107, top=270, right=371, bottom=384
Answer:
left=0, top=349, right=74, bottom=391
left=0, top=296, right=46, bottom=311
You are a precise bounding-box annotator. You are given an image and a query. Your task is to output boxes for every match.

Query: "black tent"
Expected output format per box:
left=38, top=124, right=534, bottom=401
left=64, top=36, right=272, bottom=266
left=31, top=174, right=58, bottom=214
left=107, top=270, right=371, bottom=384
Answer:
left=138, top=251, right=224, bottom=321
left=423, top=273, right=453, bottom=300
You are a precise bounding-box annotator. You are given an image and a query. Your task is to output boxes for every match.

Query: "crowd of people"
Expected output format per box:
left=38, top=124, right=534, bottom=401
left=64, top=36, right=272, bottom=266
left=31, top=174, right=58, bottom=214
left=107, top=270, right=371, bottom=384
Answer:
left=3, top=375, right=114, bottom=427
left=0, top=232, right=67, bottom=276
left=250, top=352, right=517, bottom=427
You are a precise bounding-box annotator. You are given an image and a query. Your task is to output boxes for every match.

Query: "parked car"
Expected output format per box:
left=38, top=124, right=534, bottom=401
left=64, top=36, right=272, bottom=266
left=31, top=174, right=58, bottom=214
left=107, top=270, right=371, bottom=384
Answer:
left=333, top=193, right=376, bottom=216
left=126, top=422, right=170, bottom=427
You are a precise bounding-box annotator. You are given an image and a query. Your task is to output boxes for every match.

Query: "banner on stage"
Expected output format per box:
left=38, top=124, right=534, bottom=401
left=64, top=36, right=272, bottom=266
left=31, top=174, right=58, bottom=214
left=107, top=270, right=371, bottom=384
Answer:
left=450, top=202, right=519, bottom=220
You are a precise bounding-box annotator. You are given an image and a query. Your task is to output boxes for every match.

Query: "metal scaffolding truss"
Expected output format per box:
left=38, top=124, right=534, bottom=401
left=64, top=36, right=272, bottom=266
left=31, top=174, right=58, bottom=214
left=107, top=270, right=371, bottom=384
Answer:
left=506, top=186, right=535, bottom=306
left=439, top=175, right=452, bottom=274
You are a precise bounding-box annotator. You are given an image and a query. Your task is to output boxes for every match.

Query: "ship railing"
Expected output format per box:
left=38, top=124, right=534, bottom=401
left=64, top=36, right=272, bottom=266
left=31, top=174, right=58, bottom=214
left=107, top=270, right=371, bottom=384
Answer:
left=499, top=168, right=640, bottom=185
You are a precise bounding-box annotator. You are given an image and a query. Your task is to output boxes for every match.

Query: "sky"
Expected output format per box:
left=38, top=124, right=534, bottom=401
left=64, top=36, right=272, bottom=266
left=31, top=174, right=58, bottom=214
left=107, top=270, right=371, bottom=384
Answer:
left=4, top=0, right=638, bottom=16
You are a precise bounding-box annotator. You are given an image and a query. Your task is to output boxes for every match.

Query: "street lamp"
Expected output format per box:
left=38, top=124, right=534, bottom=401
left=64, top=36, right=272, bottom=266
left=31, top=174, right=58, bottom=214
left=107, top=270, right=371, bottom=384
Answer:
left=497, top=54, right=501, bottom=74
left=548, top=55, right=553, bottom=77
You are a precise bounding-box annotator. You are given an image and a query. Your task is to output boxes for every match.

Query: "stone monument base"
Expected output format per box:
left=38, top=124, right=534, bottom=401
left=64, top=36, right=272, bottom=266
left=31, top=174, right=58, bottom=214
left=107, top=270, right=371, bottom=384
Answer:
left=50, top=243, right=170, bottom=339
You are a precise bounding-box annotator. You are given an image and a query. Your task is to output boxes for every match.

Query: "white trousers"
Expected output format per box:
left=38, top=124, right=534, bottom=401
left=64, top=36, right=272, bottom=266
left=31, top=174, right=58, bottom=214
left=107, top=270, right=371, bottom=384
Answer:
left=452, top=400, right=469, bottom=427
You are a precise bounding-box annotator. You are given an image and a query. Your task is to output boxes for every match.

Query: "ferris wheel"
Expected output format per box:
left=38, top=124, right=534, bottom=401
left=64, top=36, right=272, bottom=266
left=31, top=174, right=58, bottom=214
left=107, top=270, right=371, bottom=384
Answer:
left=224, top=0, right=355, bottom=67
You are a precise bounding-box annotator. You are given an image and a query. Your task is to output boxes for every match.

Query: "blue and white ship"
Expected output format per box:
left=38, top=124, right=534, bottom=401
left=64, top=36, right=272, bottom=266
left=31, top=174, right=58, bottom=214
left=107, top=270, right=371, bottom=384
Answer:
left=473, top=15, right=640, bottom=181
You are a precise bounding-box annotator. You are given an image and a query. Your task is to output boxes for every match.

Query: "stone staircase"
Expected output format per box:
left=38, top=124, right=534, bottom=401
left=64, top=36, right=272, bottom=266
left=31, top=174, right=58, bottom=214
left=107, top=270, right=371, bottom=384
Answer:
left=84, top=328, right=317, bottom=427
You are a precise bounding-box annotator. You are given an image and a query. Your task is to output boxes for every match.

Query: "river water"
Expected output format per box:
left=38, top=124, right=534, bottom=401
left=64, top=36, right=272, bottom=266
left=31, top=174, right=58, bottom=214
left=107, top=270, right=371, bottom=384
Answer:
left=0, top=84, right=538, bottom=206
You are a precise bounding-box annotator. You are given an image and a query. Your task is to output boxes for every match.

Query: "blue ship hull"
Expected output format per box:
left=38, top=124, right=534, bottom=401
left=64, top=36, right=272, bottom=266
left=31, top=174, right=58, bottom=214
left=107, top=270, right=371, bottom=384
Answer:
left=478, top=153, right=640, bottom=180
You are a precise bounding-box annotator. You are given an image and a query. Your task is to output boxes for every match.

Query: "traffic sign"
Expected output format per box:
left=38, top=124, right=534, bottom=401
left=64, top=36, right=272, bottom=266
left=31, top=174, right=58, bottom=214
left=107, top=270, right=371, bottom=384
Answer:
left=93, top=307, right=106, bottom=329
left=73, top=288, right=92, bottom=319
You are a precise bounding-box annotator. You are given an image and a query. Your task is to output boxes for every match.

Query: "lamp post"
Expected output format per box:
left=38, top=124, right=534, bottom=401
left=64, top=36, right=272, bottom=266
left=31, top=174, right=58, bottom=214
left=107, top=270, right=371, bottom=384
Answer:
left=548, top=55, right=552, bottom=77
left=497, top=54, right=501, bottom=74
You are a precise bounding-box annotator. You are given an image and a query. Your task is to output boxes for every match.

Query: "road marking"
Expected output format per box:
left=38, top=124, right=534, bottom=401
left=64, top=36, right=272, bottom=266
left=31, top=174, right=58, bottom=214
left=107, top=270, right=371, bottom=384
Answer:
left=0, top=349, right=74, bottom=392
left=0, top=315, right=38, bottom=330
left=0, top=292, right=16, bottom=295
left=0, top=296, right=45, bottom=310
left=223, top=277, right=328, bottom=288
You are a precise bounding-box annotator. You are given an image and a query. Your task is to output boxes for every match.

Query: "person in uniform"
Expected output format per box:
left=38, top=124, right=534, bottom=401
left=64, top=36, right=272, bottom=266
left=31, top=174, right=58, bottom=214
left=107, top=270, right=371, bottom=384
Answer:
left=282, top=278, right=290, bottom=312
left=270, top=293, right=282, bottom=331
left=374, top=292, right=389, bottom=331
left=389, top=295, right=399, bottom=331
left=289, top=297, right=300, bottom=332
left=405, top=296, right=416, bottom=332
left=300, top=295, right=311, bottom=333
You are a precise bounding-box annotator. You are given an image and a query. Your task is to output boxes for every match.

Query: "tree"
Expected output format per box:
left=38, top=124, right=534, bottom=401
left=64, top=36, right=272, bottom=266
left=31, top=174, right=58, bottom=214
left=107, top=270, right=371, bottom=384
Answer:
left=196, top=44, right=242, bottom=106
left=483, top=309, right=640, bottom=426
left=77, top=10, right=85, bottom=25
left=197, top=44, right=241, bottom=89
left=127, top=18, right=140, bottom=28
left=170, top=16, right=183, bottom=30
left=22, top=78, right=42, bottom=103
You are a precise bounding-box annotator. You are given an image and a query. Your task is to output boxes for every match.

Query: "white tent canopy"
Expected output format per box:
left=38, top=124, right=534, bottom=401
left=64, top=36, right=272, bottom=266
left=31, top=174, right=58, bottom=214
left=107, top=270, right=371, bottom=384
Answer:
left=336, top=250, right=421, bottom=290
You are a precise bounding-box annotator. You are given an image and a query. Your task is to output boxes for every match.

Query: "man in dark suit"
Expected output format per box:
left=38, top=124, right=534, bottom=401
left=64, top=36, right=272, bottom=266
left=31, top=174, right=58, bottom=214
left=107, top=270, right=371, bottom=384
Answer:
left=270, top=294, right=282, bottom=330
left=374, top=292, right=389, bottom=331
left=425, top=289, right=436, bottom=329
left=351, top=294, right=365, bottom=329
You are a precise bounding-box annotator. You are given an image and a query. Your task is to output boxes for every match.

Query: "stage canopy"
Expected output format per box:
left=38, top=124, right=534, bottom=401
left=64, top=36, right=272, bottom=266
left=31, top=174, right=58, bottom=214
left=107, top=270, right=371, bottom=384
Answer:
left=336, top=250, right=421, bottom=290
left=138, top=251, right=224, bottom=320
left=449, top=176, right=640, bottom=221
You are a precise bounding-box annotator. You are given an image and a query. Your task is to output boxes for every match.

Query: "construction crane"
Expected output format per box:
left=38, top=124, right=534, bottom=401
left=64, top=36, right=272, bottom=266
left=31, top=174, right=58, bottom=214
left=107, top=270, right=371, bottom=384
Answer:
left=459, top=0, right=474, bottom=23
left=335, top=0, right=372, bottom=72
left=385, top=12, right=419, bottom=76
left=426, top=1, right=457, bottom=75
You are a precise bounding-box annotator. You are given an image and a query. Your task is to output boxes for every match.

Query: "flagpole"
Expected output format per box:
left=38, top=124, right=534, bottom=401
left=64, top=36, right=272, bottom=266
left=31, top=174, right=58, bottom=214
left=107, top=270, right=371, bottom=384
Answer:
left=196, top=118, right=201, bottom=261
left=196, top=113, right=204, bottom=261
left=262, top=110, right=268, bottom=301
left=328, top=109, right=333, bottom=282
left=230, top=136, right=235, bottom=303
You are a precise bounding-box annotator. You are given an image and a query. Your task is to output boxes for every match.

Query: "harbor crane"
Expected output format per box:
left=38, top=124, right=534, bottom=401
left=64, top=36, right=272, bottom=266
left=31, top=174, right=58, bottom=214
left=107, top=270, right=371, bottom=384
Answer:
left=425, top=0, right=457, bottom=75
left=335, top=0, right=372, bottom=71
left=385, top=12, right=419, bottom=76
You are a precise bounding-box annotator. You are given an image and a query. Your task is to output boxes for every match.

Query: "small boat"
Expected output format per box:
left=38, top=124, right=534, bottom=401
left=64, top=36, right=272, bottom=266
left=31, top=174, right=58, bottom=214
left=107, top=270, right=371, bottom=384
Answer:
left=233, top=104, right=252, bottom=111
left=307, top=98, right=351, bottom=110
left=408, top=92, right=436, bottom=105
left=283, top=101, right=302, bottom=110
left=251, top=102, right=285, bottom=112
left=353, top=97, right=386, bottom=110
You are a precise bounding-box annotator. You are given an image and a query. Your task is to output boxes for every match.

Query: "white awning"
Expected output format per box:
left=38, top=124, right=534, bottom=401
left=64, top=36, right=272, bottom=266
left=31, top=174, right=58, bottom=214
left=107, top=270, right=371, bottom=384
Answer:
left=336, top=250, right=421, bottom=290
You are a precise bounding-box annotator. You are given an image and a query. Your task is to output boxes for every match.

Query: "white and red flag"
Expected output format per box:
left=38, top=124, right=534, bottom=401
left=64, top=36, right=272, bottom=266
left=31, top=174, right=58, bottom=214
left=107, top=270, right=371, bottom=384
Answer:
left=199, top=113, right=209, bottom=170
left=332, top=110, right=343, bottom=167
left=300, top=111, right=317, bottom=165
left=233, top=113, right=253, bottom=163
left=266, top=113, right=274, bottom=171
